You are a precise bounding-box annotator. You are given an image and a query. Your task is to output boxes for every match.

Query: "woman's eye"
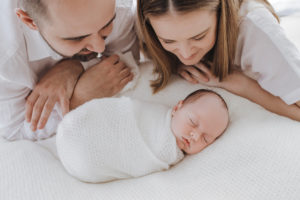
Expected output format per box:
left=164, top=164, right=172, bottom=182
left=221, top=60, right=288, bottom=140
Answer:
left=162, top=40, right=174, bottom=44
left=194, top=35, right=206, bottom=41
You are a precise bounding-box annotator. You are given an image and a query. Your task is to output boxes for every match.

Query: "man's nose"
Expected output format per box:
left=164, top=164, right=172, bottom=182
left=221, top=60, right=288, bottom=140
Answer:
left=86, top=34, right=106, bottom=53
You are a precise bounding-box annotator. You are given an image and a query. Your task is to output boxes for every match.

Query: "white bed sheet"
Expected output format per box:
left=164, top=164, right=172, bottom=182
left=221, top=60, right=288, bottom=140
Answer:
left=1, top=13, right=300, bottom=200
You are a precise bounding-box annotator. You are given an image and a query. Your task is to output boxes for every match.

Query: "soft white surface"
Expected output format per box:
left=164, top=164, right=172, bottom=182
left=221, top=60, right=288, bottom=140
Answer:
left=269, top=0, right=300, bottom=16
left=1, top=14, right=300, bottom=200
left=56, top=97, right=183, bottom=183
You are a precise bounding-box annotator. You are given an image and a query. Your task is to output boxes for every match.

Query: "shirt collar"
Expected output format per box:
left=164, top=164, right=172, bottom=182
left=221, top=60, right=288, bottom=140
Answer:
left=23, top=24, right=63, bottom=62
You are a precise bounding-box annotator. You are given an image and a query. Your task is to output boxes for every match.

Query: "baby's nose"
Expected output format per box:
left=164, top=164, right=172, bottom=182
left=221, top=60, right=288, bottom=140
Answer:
left=190, top=131, right=199, bottom=141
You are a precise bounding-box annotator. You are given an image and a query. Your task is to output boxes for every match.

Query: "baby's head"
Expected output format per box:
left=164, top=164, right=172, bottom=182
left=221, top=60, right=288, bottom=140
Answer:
left=171, top=89, right=229, bottom=155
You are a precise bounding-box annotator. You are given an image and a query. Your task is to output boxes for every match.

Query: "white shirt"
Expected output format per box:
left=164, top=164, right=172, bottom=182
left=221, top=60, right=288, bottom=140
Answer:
left=236, top=0, right=300, bottom=105
left=0, top=0, right=138, bottom=141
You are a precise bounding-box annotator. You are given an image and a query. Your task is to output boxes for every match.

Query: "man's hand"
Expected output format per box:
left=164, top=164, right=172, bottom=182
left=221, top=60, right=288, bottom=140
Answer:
left=296, top=101, right=300, bottom=108
left=26, top=59, right=83, bottom=131
left=70, top=54, right=133, bottom=109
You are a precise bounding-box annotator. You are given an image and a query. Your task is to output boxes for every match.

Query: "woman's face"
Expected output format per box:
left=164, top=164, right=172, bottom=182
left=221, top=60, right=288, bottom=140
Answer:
left=149, top=8, right=218, bottom=65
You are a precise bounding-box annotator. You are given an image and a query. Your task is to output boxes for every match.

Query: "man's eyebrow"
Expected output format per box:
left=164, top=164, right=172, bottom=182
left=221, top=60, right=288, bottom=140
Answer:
left=102, top=13, right=116, bottom=29
left=63, top=34, right=91, bottom=41
left=158, top=28, right=210, bottom=41
left=62, top=13, right=116, bottom=41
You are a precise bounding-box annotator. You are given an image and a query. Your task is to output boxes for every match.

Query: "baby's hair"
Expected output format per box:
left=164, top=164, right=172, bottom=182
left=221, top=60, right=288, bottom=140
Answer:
left=183, top=89, right=228, bottom=110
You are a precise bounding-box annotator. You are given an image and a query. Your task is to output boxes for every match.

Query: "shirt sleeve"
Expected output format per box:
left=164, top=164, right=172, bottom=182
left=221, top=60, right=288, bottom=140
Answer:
left=236, top=6, right=300, bottom=105
left=103, top=2, right=139, bottom=60
left=0, top=57, right=62, bottom=141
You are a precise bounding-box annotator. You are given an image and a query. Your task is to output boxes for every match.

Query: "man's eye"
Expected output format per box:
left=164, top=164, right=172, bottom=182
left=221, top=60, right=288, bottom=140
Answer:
left=72, top=38, right=84, bottom=42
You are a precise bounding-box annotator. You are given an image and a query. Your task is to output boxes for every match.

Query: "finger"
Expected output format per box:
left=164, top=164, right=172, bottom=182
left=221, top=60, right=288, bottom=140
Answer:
left=114, top=60, right=126, bottom=71
left=104, top=54, right=120, bottom=65
left=118, top=66, right=131, bottom=78
left=30, top=96, right=48, bottom=131
left=25, top=92, right=39, bottom=123
left=179, top=71, right=198, bottom=84
left=185, top=66, right=209, bottom=82
left=119, top=73, right=134, bottom=86
left=195, top=63, right=211, bottom=74
left=37, top=98, right=56, bottom=130
left=60, top=97, right=70, bottom=116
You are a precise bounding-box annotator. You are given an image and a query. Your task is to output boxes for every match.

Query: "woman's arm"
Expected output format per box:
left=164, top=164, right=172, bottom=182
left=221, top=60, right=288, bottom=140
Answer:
left=178, top=63, right=300, bottom=121
left=219, top=72, right=300, bottom=121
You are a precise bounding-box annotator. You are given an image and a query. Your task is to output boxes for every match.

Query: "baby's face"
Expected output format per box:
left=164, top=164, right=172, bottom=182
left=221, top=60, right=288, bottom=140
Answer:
left=171, top=94, right=229, bottom=154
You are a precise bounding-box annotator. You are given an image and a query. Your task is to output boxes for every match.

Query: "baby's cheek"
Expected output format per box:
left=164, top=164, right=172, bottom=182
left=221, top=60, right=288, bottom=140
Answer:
left=176, top=137, right=185, bottom=150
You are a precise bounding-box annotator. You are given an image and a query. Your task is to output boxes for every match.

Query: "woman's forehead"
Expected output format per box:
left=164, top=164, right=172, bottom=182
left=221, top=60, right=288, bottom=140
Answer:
left=149, top=9, right=216, bottom=40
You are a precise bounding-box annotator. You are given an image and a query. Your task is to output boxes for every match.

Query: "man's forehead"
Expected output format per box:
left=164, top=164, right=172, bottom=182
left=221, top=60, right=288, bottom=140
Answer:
left=44, top=0, right=116, bottom=36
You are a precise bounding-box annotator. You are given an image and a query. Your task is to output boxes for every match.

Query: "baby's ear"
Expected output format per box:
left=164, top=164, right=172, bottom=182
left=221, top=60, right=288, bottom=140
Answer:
left=173, top=100, right=184, bottom=112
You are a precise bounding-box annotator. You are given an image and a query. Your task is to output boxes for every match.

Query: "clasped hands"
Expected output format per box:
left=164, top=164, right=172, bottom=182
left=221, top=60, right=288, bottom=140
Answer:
left=26, top=55, right=133, bottom=132
left=177, top=61, right=221, bottom=87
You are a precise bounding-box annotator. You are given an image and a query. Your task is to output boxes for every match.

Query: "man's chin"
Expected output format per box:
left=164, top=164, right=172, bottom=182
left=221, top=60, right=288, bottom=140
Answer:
left=72, top=52, right=99, bottom=62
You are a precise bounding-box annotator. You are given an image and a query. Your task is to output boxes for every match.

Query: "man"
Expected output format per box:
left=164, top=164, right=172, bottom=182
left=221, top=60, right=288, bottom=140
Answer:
left=0, top=0, right=139, bottom=140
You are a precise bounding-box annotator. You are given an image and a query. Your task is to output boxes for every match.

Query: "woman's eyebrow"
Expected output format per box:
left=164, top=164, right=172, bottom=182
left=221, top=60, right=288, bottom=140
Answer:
left=62, top=13, right=116, bottom=41
left=190, top=28, right=209, bottom=39
left=157, top=27, right=210, bottom=41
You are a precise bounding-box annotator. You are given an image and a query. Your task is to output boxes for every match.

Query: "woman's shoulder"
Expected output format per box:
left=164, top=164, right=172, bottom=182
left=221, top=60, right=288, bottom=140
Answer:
left=239, top=0, right=279, bottom=29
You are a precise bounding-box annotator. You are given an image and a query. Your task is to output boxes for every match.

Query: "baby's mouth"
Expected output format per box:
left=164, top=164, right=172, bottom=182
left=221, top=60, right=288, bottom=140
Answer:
left=182, top=137, right=190, bottom=147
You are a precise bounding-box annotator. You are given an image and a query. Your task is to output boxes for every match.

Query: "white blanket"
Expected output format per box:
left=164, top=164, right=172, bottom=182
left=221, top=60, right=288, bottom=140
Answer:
left=1, top=14, right=300, bottom=200
left=56, top=97, right=183, bottom=183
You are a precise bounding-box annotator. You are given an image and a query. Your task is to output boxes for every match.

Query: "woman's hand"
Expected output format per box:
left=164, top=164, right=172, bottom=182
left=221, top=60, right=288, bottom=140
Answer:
left=177, top=62, right=221, bottom=87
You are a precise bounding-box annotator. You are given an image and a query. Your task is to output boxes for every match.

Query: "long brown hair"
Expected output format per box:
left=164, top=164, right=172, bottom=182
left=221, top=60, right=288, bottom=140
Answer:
left=137, top=0, right=278, bottom=93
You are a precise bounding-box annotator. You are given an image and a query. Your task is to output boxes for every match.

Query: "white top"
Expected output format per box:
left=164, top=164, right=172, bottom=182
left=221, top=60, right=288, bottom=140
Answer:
left=0, top=0, right=138, bottom=141
left=235, top=0, right=300, bottom=105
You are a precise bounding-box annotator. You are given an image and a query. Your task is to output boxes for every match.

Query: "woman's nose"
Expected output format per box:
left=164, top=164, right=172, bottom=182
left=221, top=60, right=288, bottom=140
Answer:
left=178, top=42, right=193, bottom=59
left=85, top=34, right=106, bottom=53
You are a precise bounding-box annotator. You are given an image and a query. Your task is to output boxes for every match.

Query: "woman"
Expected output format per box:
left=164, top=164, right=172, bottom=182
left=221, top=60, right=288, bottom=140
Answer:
left=136, top=0, right=300, bottom=121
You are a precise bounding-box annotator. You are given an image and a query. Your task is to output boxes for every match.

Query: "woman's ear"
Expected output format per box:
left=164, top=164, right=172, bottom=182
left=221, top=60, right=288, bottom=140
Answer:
left=15, top=8, right=38, bottom=30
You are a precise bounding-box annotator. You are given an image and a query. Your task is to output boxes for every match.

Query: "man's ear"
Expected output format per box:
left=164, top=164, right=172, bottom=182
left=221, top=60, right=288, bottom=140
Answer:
left=15, top=8, right=38, bottom=30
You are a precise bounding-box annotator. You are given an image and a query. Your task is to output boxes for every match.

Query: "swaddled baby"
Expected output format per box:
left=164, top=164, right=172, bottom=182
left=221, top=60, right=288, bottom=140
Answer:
left=56, top=89, right=229, bottom=183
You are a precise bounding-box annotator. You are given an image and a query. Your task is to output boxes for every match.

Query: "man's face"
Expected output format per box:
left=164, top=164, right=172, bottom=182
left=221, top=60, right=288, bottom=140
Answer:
left=39, top=0, right=116, bottom=60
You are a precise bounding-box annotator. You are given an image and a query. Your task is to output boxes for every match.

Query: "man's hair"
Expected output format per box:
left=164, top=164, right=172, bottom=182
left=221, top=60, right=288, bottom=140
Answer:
left=183, top=89, right=228, bottom=110
left=20, top=0, right=49, bottom=24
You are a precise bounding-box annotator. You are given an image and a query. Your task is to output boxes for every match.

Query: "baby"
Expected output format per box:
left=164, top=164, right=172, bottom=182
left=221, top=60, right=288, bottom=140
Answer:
left=171, top=89, right=229, bottom=155
left=56, top=89, right=229, bottom=183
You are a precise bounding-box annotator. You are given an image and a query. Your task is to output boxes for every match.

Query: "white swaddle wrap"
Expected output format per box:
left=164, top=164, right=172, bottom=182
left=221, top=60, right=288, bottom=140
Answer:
left=56, top=97, right=184, bottom=183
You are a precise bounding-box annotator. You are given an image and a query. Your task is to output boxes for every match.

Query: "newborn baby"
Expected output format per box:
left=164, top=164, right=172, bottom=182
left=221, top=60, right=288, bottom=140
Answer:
left=171, top=89, right=229, bottom=155
left=56, top=89, right=229, bottom=183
